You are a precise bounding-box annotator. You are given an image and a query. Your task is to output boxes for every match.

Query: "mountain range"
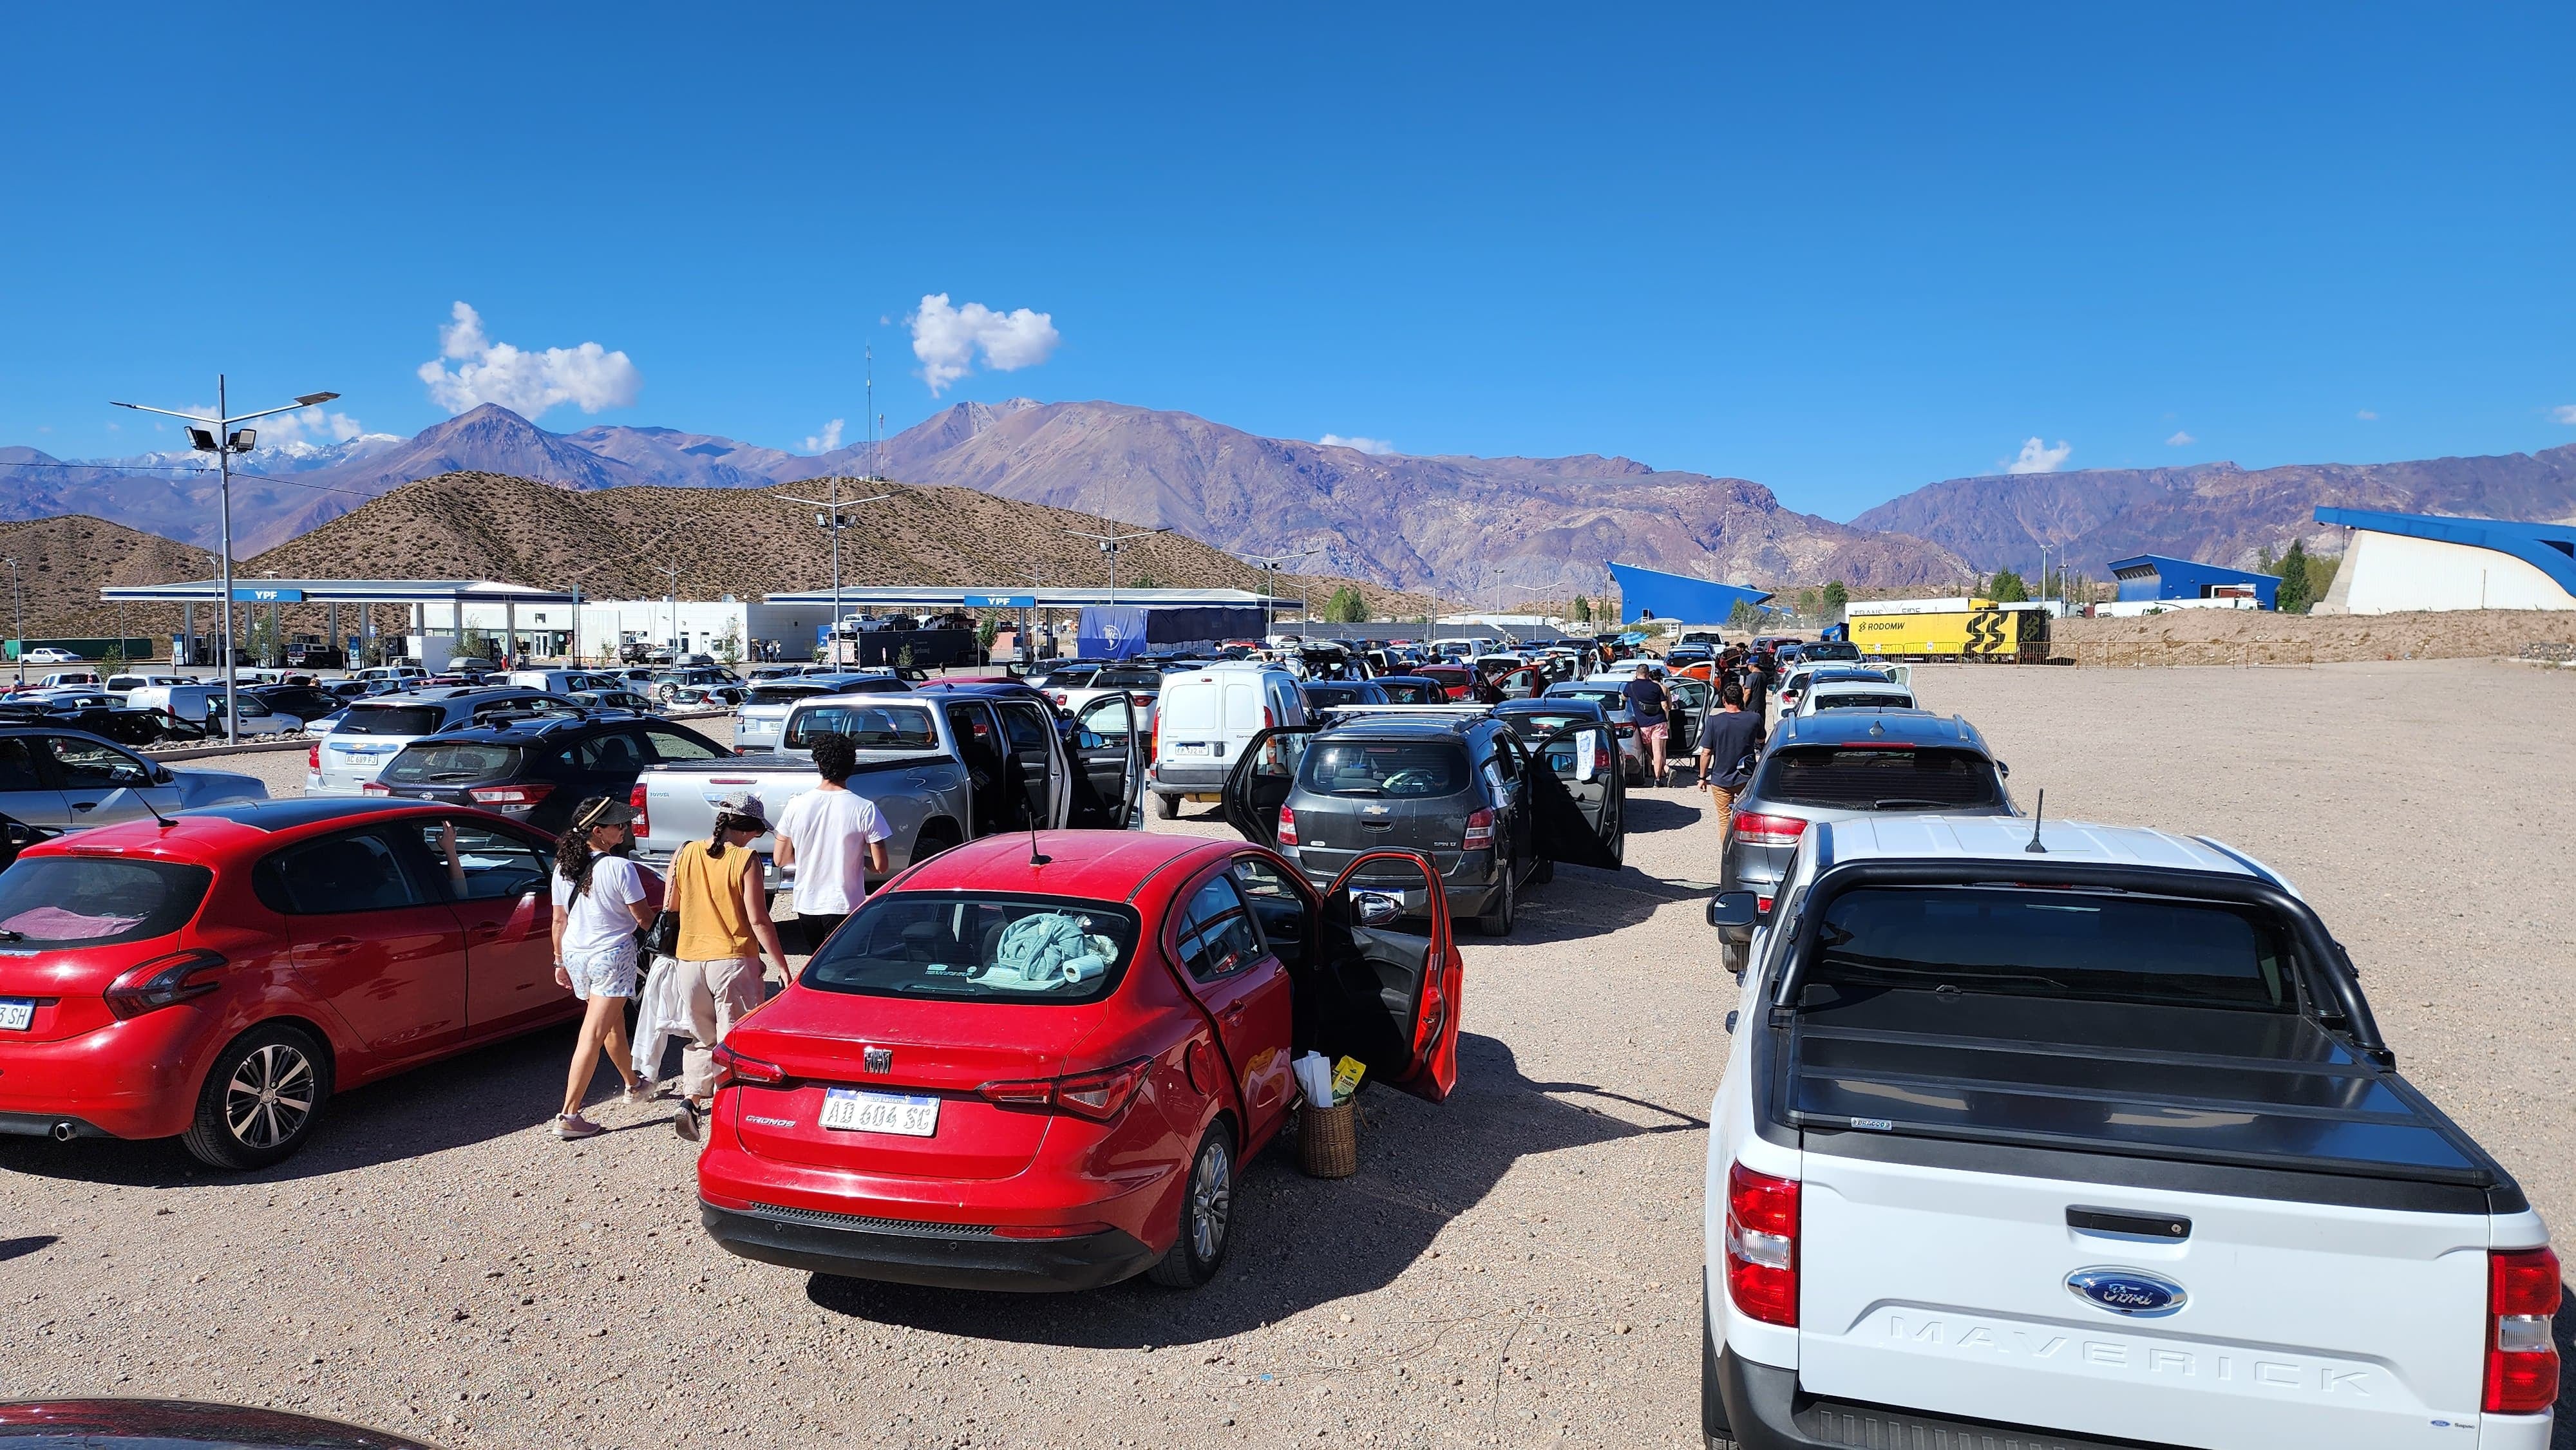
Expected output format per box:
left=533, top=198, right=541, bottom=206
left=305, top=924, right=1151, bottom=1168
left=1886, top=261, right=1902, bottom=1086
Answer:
left=8, top=402, right=2573, bottom=599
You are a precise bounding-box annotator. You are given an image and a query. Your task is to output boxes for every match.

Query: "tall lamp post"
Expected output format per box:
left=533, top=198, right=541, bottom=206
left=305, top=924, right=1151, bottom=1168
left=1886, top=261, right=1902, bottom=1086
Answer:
left=1238, top=549, right=1316, bottom=639
left=113, top=379, right=338, bottom=744
left=780, top=484, right=889, bottom=661
left=3, top=558, right=22, bottom=690
left=1063, top=527, right=1171, bottom=608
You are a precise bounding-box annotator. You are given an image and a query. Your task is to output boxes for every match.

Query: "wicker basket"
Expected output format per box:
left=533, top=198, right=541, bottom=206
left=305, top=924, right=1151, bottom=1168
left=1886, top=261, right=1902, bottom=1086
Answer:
left=1297, top=1100, right=1359, bottom=1178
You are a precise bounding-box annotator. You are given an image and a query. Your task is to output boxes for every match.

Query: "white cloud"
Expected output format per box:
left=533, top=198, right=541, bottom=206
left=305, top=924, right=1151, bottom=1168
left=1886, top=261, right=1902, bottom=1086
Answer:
left=2164, top=429, right=2195, bottom=446
left=2355, top=409, right=2379, bottom=421
left=260, top=404, right=369, bottom=446
left=908, top=293, right=1059, bottom=394
left=806, top=419, right=846, bottom=453
left=415, top=301, right=642, bottom=419
left=1320, top=433, right=1395, bottom=455
left=2004, top=437, right=2073, bottom=475
left=2550, top=404, right=2576, bottom=425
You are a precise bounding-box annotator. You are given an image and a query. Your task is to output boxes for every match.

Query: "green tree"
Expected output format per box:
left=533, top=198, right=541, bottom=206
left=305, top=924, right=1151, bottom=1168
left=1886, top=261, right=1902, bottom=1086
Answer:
left=457, top=626, right=496, bottom=663
left=1569, top=595, right=1592, bottom=623
left=1821, top=580, right=1850, bottom=617
left=1324, top=587, right=1370, bottom=624
left=1129, top=571, right=1160, bottom=590
left=1985, top=570, right=2031, bottom=603
left=976, top=615, right=1000, bottom=654
left=1726, top=599, right=1761, bottom=630
left=99, top=643, right=128, bottom=674
left=1795, top=587, right=1821, bottom=619
left=2273, top=539, right=2315, bottom=613
left=715, top=625, right=742, bottom=665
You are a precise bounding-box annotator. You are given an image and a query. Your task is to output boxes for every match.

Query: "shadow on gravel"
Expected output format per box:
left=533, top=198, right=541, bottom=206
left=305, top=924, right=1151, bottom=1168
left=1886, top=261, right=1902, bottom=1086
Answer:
left=803, top=1031, right=1703, bottom=1348
left=1619, top=791, right=1712, bottom=835
left=0, top=1234, right=58, bottom=1263
left=0, top=1022, right=589, bottom=1189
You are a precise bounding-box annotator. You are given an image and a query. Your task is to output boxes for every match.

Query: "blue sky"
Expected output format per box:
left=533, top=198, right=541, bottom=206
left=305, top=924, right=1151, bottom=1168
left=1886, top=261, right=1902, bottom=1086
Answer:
left=5, top=3, right=2568, bottom=520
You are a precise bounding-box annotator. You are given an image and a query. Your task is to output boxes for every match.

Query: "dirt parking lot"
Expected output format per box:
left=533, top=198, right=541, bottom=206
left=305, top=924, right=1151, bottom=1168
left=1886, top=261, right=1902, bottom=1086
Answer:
left=5, top=661, right=2571, bottom=1447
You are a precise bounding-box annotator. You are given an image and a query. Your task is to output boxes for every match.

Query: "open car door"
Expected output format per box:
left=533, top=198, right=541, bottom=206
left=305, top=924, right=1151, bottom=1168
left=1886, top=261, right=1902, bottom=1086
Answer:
left=1218, top=726, right=1315, bottom=845
left=1063, top=692, right=1144, bottom=829
left=1309, top=850, right=1462, bottom=1103
left=1522, top=727, right=1623, bottom=872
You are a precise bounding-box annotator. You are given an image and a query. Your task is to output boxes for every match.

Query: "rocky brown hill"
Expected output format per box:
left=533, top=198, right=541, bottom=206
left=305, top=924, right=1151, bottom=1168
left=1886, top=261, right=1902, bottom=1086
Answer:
left=0, top=514, right=211, bottom=641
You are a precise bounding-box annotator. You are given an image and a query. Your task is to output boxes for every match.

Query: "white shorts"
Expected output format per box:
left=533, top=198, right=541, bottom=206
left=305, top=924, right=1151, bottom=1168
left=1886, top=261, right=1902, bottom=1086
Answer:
left=564, top=946, right=639, bottom=1001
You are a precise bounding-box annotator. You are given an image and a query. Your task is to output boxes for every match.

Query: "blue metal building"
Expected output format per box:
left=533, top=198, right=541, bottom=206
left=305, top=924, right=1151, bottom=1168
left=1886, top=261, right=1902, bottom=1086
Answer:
left=2105, top=554, right=2280, bottom=609
left=1604, top=563, right=1772, bottom=625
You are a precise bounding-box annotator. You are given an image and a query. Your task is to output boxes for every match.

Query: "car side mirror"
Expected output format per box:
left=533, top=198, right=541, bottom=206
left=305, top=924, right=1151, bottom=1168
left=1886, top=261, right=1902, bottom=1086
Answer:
left=151, top=765, right=175, bottom=784
left=1707, top=891, right=1761, bottom=930
left=1994, top=761, right=2009, bottom=777
left=1349, top=889, right=1404, bottom=927
left=4, top=822, right=34, bottom=847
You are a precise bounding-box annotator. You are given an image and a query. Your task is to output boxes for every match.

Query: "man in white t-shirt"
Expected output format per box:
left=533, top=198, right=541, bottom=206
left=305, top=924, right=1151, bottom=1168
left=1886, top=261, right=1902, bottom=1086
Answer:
left=773, top=733, right=893, bottom=959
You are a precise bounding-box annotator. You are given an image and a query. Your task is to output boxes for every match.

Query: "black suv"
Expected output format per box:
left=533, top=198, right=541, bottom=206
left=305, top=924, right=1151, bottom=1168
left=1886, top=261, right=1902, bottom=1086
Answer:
left=1217, top=708, right=1618, bottom=936
left=370, top=714, right=730, bottom=833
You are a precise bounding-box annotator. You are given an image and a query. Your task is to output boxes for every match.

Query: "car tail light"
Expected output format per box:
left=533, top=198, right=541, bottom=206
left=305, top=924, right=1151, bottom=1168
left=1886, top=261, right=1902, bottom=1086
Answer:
left=1276, top=805, right=1298, bottom=847
left=2484, top=1246, right=2561, bottom=1413
left=976, top=1057, right=1150, bottom=1122
left=1462, top=808, right=1495, bottom=851
left=1262, top=706, right=1275, bottom=730
left=1725, top=1161, right=1800, bottom=1326
left=1615, top=722, right=1636, bottom=737
left=993, top=1221, right=1114, bottom=1240
left=468, top=783, right=554, bottom=806
left=629, top=782, right=650, bottom=838
left=1593, top=735, right=1614, bottom=776
left=710, top=1041, right=785, bottom=1089
left=103, top=950, right=227, bottom=1019
left=306, top=742, right=319, bottom=771
left=360, top=780, right=390, bottom=795
left=1150, top=708, right=1160, bottom=760
left=1732, top=811, right=1809, bottom=847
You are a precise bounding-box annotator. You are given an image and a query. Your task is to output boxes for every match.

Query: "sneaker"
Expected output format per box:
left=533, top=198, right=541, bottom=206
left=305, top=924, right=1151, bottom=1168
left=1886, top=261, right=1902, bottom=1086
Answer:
left=671, top=1102, right=702, bottom=1141
left=554, top=1114, right=603, bottom=1140
left=619, top=1080, right=658, bottom=1106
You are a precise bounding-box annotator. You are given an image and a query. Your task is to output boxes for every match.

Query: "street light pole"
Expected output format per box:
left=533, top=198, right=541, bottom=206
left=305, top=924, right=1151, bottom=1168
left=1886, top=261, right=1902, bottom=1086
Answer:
left=3, top=558, right=21, bottom=690
left=1237, top=549, right=1317, bottom=641
left=779, top=486, right=890, bottom=662
left=1063, top=527, right=1171, bottom=609
left=113, top=379, right=337, bottom=744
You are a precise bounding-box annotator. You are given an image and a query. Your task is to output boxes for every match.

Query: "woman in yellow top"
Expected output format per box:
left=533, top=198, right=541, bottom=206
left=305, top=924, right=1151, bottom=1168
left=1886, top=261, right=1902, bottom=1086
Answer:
left=666, top=790, right=791, bottom=1140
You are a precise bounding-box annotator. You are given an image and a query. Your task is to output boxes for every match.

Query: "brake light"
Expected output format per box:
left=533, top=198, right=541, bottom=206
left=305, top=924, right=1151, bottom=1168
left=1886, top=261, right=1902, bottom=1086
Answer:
left=360, top=780, right=390, bottom=795
left=1276, top=805, right=1298, bottom=847
left=629, top=782, right=650, bottom=838
left=1593, top=735, right=1613, bottom=776
left=1050, top=692, right=1068, bottom=706
left=1150, top=708, right=1160, bottom=760
left=992, top=1221, right=1115, bottom=1240
left=1462, top=808, right=1495, bottom=851
left=2485, top=1246, right=2561, bottom=1413
left=307, top=742, right=319, bottom=771
left=1262, top=706, right=1274, bottom=730
left=976, top=1057, right=1150, bottom=1122
left=1725, top=1162, right=1800, bottom=1326
left=710, top=1041, right=784, bottom=1089
left=468, top=783, right=555, bottom=806
left=103, top=950, right=227, bottom=1019
left=1732, top=811, right=1808, bottom=847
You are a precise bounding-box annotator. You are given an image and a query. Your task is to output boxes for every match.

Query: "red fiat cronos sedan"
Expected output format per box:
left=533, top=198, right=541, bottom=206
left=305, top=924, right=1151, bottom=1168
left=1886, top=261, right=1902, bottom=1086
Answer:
left=697, top=831, right=1463, bottom=1292
left=0, top=799, right=572, bottom=1169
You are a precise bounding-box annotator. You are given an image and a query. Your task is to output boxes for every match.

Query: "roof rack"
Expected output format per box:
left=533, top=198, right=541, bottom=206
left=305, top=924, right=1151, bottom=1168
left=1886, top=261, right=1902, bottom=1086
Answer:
left=1316, top=703, right=1493, bottom=727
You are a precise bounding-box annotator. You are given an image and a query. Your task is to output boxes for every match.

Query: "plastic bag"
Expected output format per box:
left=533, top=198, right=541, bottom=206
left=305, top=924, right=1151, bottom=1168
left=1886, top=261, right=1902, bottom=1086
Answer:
left=1293, top=1051, right=1336, bottom=1106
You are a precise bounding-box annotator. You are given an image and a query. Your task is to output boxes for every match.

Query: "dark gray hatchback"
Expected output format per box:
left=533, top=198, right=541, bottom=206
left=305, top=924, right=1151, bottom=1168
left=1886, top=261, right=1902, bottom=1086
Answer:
left=1218, top=709, right=1618, bottom=937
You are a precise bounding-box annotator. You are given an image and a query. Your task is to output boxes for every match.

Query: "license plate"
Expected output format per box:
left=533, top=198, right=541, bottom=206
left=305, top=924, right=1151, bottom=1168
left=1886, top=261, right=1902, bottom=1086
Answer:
left=819, top=1088, right=939, bottom=1136
left=0, top=999, right=32, bottom=1031
left=1180, top=742, right=1217, bottom=755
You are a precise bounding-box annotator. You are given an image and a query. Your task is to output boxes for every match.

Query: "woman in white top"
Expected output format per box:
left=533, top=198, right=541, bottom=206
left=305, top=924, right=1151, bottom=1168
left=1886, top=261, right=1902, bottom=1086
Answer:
left=548, top=796, right=662, bottom=1140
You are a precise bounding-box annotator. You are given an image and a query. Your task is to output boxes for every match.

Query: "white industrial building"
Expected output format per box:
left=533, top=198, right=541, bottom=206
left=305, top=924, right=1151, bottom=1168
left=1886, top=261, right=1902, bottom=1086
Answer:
left=451, top=598, right=847, bottom=663
left=2312, top=508, right=2576, bottom=614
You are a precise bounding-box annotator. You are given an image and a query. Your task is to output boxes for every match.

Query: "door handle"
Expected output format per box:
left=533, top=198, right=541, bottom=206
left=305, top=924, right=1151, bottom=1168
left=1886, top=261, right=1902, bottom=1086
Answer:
left=70, top=802, right=96, bottom=812
left=1220, top=1004, right=1246, bottom=1026
left=315, top=937, right=361, bottom=958
left=468, top=922, right=502, bottom=940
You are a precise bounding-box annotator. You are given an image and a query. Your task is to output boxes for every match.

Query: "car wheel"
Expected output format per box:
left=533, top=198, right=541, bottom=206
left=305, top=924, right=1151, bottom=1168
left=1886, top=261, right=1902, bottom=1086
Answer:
left=1475, top=867, right=1515, bottom=937
left=911, top=821, right=963, bottom=864
left=182, top=1023, right=332, bottom=1171
left=1153, top=791, right=1180, bottom=820
left=1147, top=1123, right=1235, bottom=1288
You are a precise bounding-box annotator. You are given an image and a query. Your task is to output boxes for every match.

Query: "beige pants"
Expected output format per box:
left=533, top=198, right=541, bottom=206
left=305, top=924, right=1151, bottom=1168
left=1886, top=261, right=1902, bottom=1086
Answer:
left=1707, top=785, right=1738, bottom=843
left=670, top=956, right=766, bottom=1101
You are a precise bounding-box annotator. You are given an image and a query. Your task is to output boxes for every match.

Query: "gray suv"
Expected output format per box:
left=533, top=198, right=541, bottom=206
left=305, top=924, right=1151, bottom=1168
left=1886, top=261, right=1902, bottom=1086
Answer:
left=1219, top=709, right=1618, bottom=936
left=1715, top=709, right=2016, bottom=972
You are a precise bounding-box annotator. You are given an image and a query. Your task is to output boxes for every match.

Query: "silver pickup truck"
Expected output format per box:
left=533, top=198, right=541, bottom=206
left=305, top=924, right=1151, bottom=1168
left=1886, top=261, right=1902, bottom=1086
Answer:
left=633, top=687, right=1145, bottom=885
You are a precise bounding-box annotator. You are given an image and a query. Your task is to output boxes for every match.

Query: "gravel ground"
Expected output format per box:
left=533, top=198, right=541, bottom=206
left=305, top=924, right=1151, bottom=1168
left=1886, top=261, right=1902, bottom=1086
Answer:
left=6, top=661, right=2571, bottom=1447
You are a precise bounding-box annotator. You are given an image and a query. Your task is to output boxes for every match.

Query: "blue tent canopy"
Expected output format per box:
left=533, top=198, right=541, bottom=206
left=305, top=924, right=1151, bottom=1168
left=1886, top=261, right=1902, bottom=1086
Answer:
left=1604, top=563, right=1772, bottom=625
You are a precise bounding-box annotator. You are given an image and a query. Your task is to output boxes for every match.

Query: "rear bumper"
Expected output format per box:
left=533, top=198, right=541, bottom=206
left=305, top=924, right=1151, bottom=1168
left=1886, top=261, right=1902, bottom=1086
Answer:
left=1717, top=1348, right=2198, bottom=1450
left=0, top=1010, right=213, bottom=1140
left=700, top=1200, right=1157, bottom=1293
left=1150, top=761, right=1230, bottom=791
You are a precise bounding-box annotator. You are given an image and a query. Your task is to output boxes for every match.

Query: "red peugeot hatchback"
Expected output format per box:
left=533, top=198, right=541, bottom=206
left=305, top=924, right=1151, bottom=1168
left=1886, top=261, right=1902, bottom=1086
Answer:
left=697, top=831, right=1462, bottom=1292
left=0, top=799, right=572, bottom=1169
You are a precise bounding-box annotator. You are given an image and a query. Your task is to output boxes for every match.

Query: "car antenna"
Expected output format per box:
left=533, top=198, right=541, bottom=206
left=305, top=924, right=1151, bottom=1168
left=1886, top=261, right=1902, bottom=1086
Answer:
left=2025, top=788, right=2047, bottom=854
left=1028, top=809, right=1050, bottom=867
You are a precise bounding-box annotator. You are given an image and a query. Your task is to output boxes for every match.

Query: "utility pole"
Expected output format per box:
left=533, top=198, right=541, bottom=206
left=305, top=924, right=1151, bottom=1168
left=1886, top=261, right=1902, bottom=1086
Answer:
left=661, top=560, right=681, bottom=661
left=3, top=558, right=21, bottom=690
left=779, top=487, right=890, bottom=662
left=1064, top=527, right=1171, bottom=609
left=1238, top=549, right=1316, bottom=640
left=113, top=377, right=337, bottom=743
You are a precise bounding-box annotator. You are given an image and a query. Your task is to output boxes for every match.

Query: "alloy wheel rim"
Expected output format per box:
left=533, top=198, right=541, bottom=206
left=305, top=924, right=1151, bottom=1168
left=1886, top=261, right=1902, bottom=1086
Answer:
left=225, top=1042, right=316, bottom=1149
left=1189, top=1142, right=1232, bottom=1260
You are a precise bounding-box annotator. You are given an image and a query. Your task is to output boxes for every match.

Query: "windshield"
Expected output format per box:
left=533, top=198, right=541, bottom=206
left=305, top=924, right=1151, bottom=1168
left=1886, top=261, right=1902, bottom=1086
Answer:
left=1756, top=746, right=2000, bottom=810
left=1805, top=643, right=1861, bottom=661
left=802, top=894, right=1139, bottom=1004
left=784, top=702, right=938, bottom=751
left=0, top=858, right=213, bottom=946
left=1296, top=739, right=1470, bottom=797
left=1806, top=887, right=2297, bottom=1012
left=1379, top=680, right=1443, bottom=704
left=334, top=705, right=446, bottom=737
left=1091, top=669, right=1162, bottom=690
left=744, top=685, right=824, bottom=706
left=1037, top=667, right=1099, bottom=688
left=1809, top=692, right=1914, bottom=711
left=1501, top=709, right=1595, bottom=739
left=382, top=742, right=523, bottom=784
left=1549, top=686, right=1627, bottom=713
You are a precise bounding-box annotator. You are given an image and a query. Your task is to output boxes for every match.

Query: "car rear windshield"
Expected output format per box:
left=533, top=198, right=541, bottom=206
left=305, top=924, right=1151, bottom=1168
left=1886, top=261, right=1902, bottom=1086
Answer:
left=0, top=858, right=213, bottom=946
left=1037, top=667, right=1099, bottom=688
left=802, top=894, right=1139, bottom=1004
left=784, top=702, right=938, bottom=751
left=1298, top=739, right=1471, bottom=797
left=381, top=742, right=523, bottom=784
left=334, top=705, right=446, bottom=736
left=1091, top=669, right=1162, bottom=690
left=1551, top=687, right=1626, bottom=712
left=1756, top=746, right=2000, bottom=810
left=1502, top=710, right=1595, bottom=739
left=1805, top=643, right=1861, bottom=660
left=1379, top=681, right=1442, bottom=703
left=744, top=685, right=824, bottom=706
left=1808, top=692, right=1914, bottom=711
left=1804, top=887, right=2297, bottom=1012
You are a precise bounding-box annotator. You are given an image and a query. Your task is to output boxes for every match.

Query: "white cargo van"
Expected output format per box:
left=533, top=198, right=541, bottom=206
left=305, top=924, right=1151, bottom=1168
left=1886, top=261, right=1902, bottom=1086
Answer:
left=1148, top=662, right=1305, bottom=820
left=123, top=684, right=303, bottom=736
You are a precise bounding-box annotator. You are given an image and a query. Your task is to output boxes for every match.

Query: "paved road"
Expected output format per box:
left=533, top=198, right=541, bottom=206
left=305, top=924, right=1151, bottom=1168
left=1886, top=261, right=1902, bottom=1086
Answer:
left=10, top=659, right=2571, bottom=1447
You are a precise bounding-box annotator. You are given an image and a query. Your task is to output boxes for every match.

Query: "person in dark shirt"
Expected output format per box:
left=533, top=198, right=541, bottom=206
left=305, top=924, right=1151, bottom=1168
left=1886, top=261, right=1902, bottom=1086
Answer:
left=1696, top=683, right=1766, bottom=842
left=1620, top=664, right=1674, bottom=786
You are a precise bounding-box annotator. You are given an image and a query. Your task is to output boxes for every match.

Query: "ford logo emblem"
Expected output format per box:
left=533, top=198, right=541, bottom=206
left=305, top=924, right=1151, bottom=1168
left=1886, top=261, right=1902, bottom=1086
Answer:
left=2066, top=1266, right=2187, bottom=1318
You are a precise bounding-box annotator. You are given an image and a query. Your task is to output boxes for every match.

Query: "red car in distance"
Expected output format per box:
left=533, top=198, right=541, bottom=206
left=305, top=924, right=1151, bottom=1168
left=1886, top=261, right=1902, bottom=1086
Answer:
left=697, top=831, right=1463, bottom=1292
left=0, top=799, right=572, bottom=1169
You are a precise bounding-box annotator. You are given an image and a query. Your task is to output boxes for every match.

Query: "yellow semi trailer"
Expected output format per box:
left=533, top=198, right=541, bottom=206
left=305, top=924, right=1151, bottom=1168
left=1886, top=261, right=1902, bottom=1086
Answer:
left=1846, top=599, right=2052, bottom=662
